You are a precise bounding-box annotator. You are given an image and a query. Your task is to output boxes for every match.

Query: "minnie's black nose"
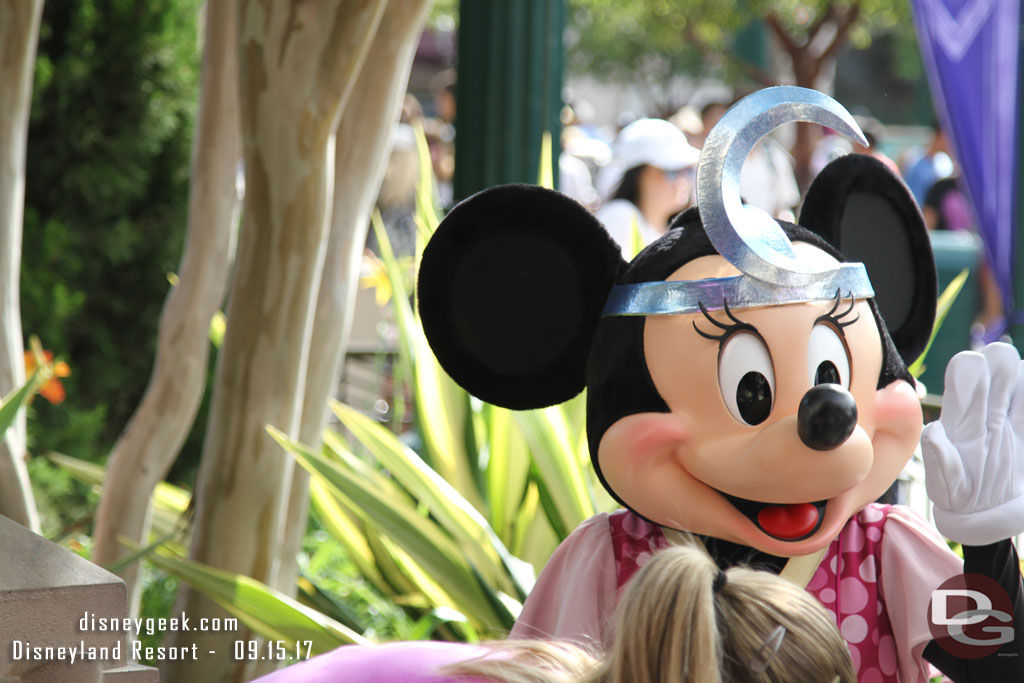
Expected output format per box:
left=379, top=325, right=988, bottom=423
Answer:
left=797, top=384, right=858, bottom=451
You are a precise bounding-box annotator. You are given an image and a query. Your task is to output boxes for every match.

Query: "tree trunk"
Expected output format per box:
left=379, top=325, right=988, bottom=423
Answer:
left=790, top=51, right=822, bottom=192
left=765, top=5, right=860, bottom=192
left=0, top=0, right=44, bottom=533
left=164, top=1, right=387, bottom=681
left=274, top=0, right=433, bottom=598
left=91, top=0, right=241, bottom=617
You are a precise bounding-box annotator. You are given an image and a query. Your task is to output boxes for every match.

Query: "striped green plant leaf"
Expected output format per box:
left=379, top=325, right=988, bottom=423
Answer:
left=269, top=426, right=517, bottom=630
left=140, top=543, right=368, bottom=652
left=538, top=131, right=554, bottom=190
left=47, top=452, right=190, bottom=540
left=370, top=210, right=417, bottom=378
left=329, top=402, right=532, bottom=600
left=909, top=268, right=970, bottom=378
left=307, top=477, right=388, bottom=593
left=371, top=210, right=480, bottom=506
left=627, top=213, right=645, bottom=259
left=513, top=407, right=595, bottom=537
left=408, top=318, right=482, bottom=509
left=289, top=434, right=460, bottom=614
left=560, top=392, right=588, bottom=449
left=295, top=576, right=366, bottom=635
left=510, top=483, right=559, bottom=572
left=483, top=403, right=531, bottom=545
left=413, top=121, right=441, bottom=240
left=0, top=371, right=39, bottom=438
left=373, top=532, right=475, bottom=627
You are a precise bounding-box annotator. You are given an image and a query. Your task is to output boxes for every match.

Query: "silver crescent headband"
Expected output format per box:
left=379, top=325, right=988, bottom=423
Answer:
left=602, top=86, right=875, bottom=317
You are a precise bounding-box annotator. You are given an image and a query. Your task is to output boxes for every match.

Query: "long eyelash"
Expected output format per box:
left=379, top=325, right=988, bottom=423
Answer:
left=816, top=289, right=860, bottom=332
left=693, top=300, right=756, bottom=341
left=822, top=289, right=842, bottom=318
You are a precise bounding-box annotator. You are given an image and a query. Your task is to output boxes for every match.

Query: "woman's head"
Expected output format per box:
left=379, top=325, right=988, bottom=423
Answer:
left=609, top=118, right=698, bottom=229
left=611, top=164, right=693, bottom=219
left=601, top=545, right=855, bottom=683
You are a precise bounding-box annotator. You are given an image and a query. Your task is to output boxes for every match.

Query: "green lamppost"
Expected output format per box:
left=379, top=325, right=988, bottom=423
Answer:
left=453, top=0, right=565, bottom=203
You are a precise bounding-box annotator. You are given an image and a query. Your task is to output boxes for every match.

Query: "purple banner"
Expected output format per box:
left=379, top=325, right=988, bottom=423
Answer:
left=910, top=0, right=1020, bottom=326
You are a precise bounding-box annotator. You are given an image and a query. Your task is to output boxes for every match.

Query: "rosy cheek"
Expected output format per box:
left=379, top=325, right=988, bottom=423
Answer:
left=864, top=380, right=921, bottom=491
left=597, top=413, right=690, bottom=503
left=874, top=380, right=923, bottom=437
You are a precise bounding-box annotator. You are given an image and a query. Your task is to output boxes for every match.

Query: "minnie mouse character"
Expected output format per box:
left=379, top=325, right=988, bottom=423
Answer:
left=417, top=88, right=1023, bottom=683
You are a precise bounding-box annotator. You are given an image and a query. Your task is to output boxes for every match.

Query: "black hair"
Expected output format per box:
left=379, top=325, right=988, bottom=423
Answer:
left=612, top=165, right=647, bottom=206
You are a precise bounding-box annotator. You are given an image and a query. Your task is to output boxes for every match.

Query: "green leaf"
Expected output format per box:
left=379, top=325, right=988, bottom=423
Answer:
left=513, top=407, right=595, bottom=536
left=626, top=213, right=645, bottom=259
left=105, top=531, right=178, bottom=574
left=371, top=210, right=417, bottom=378
left=47, top=452, right=190, bottom=539
left=909, top=268, right=969, bottom=378
left=373, top=206, right=482, bottom=507
left=209, top=310, right=226, bottom=348
left=0, top=371, right=40, bottom=437
left=307, top=476, right=388, bottom=593
left=331, top=402, right=532, bottom=600
left=269, top=426, right=517, bottom=630
left=138, top=541, right=369, bottom=652
left=538, top=131, right=554, bottom=190
left=484, top=403, right=531, bottom=545
left=413, top=121, right=441, bottom=241
left=295, top=575, right=366, bottom=635
left=510, top=482, right=560, bottom=572
left=409, top=316, right=482, bottom=508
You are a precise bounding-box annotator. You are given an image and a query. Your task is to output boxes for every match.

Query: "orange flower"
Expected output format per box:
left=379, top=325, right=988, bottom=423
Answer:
left=24, top=349, right=71, bottom=405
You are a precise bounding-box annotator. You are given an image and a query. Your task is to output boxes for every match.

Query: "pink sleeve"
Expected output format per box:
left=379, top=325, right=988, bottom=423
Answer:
left=508, top=513, right=618, bottom=652
left=251, top=642, right=493, bottom=683
left=881, top=505, right=962, bottom=683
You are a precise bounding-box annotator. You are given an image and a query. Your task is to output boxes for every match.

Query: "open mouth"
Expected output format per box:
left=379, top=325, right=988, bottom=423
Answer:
left=720, top=491, right=828, bottom=541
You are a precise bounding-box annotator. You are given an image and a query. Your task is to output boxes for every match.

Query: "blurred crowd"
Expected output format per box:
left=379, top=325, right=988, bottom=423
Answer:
left=368, top=81, right=1001, bottom=336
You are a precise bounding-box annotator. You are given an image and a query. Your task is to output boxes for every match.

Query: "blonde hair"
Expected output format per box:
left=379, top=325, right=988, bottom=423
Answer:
left=446, top=545, right=855, bottom=683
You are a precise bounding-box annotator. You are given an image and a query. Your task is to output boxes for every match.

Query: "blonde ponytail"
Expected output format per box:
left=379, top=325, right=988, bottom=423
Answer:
left=599, top=546, right=723, bottom=683
left=446, top=545, right=855, bottom=683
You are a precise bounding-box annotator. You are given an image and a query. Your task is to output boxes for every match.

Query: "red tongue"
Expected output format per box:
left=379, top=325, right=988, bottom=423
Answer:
left=757, top=503, right=819, bottom=540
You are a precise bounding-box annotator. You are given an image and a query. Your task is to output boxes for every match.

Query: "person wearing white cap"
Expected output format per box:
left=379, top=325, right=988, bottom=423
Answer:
left=595, top=118, right=699, bottom=254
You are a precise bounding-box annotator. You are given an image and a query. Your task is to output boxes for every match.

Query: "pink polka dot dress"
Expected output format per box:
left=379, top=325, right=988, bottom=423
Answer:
left=805, top=504, right=899, bottom=682
left=606, top=504, right=944, bottom=683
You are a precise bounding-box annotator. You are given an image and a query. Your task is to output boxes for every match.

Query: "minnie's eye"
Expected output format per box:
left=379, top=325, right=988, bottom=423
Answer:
left=807, top=324, right=851, bottom=389
left=718, top=332, right=775, bottom=426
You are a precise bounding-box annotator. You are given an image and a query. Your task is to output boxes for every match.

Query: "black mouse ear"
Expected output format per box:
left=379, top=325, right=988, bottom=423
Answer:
left=418, top=184, right=627, bottom=410
left=799, top=154, right=937, bottom=364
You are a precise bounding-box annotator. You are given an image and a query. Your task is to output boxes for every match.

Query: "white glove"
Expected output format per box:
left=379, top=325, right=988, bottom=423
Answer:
left=920, top=342, right=1024, bottom=546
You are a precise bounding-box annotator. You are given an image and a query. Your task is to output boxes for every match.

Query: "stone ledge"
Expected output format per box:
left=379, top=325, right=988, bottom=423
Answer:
left=0, top=516, right=158, bottom=682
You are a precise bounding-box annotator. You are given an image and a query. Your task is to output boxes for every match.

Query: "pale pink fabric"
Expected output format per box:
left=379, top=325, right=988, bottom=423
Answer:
left=509, top=513, right=618, bottom=651
left=251, top=641, right=493, bottom=683
left=881, top=505, right=961, bottom=683
left=512, top=505, right=963, bottom=683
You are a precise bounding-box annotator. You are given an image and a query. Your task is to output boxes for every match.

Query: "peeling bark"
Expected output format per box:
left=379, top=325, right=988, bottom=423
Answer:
left=164, top=1, right=388, bottom=681
left=91, top=0, right=241, bottom=618
left=274, top=0, right=434, bottom=598
left=0, top=0, right=44, bottom=533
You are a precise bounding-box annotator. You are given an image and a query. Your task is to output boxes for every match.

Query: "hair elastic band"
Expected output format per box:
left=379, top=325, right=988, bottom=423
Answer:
left=712, top=569, right=728, bottom=593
